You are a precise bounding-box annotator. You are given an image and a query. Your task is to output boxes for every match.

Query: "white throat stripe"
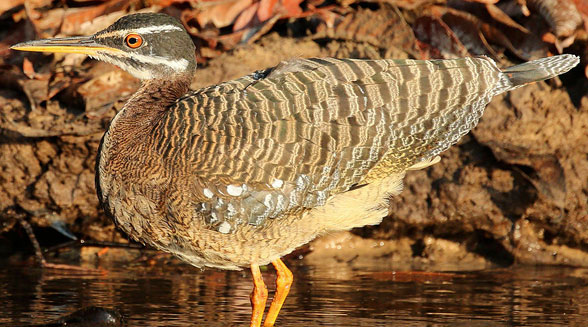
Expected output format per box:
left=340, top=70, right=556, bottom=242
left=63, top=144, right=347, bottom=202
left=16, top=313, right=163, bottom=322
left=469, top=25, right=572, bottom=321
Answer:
left=111, top=51, right=188, bottom=70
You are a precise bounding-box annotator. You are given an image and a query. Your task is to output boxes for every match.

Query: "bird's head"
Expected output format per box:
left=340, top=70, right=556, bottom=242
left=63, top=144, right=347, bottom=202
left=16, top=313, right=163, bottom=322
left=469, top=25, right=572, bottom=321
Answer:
left=11, top=13, right=196, bottom=80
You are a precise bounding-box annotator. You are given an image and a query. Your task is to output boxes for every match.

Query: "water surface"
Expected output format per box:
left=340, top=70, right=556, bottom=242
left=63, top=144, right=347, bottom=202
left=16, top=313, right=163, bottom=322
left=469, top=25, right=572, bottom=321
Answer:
left=2, top=259, right=587, bottom=326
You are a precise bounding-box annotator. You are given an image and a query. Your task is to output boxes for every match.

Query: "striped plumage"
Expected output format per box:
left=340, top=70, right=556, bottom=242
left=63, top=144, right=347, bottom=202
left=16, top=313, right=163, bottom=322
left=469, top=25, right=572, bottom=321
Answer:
left=11, top=12, right=579, bottom=327
left=147, top=57, right=507, bottom=233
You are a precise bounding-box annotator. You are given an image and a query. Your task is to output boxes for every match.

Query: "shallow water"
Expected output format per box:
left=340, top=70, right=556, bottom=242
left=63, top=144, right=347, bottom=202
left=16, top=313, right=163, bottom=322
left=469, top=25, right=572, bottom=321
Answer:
left=2, top=259, right=588, bottom=326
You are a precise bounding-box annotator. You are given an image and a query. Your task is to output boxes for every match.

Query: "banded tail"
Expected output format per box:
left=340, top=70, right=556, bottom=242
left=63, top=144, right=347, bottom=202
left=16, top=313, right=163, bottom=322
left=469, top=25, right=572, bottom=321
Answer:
left=503, top=54, right=579, bottom=87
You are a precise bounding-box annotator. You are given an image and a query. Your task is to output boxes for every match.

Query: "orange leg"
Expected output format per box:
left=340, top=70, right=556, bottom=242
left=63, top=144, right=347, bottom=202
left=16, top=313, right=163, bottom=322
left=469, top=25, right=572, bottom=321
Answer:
left=263, top=259, right=293, bottom=327
left=250, top=263, right=268, bottom=327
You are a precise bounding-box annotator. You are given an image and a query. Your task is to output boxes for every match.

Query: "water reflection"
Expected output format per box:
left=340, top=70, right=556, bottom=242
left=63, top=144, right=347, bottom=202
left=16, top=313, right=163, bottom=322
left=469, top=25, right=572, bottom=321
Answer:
left=2, top=260, right=588, bottom=326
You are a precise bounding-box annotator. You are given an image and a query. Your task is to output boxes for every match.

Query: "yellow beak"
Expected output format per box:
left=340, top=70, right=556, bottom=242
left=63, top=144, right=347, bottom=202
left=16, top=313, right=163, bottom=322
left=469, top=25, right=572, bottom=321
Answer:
left=10, top=36, right=120, bottom=55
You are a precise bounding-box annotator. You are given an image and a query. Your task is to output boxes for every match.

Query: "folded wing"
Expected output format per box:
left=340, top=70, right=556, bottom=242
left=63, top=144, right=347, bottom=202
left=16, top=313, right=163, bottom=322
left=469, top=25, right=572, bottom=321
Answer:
left=153, top=56, right=505, bottom=232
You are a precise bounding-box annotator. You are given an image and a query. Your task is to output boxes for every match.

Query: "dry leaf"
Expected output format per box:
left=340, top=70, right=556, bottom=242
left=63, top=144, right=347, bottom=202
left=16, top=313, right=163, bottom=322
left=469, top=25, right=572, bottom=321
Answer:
left=511, top=15, right=551, bottom=59
left=196, top=0, right=252, bottom=28
left=258, top=0, right=278, bottom=22
left=363, top=0, right=436, bottom=11
left=60, top=0, right=130, bottom=35
left=430, top=6, right=535, bottom=60
left=233, top=2, right=259, bottom=31
left=463, top=0, right=498, bottom=3
left=528, top=0, right=583, bottom=37
left=413, top=14, right=470, bottom=58
left=516, top=0, right=531, bottom=16
left=215, top=29, right=246, bottom=49
left=24, top=0, right=52, bottom=10
left=0, top=0, right=25, bottom=16
left=314, top=6, right=422, bottom=59
left=22, top=57, right=35, bottom=79
left=147, top=0, right=194, bottom=6
left=77, top=9, right=131, bottom=35
left=242, top=12, right=281, bottom=43
left=25, top=7, right=65, bottom=38
left=485, top=3, right=529, bottom=34
left=281, top=0, right=303, bottom=17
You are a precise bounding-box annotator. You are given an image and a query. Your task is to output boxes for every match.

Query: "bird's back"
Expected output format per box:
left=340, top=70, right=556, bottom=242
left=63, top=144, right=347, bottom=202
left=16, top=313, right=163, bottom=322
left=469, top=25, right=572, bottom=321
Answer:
left=151, top=56, right=508, bottom=233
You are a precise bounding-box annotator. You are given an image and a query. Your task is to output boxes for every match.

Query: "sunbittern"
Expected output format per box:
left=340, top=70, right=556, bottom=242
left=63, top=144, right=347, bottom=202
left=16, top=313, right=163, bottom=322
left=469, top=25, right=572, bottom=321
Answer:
left=12, top=12, right=579, bottom=326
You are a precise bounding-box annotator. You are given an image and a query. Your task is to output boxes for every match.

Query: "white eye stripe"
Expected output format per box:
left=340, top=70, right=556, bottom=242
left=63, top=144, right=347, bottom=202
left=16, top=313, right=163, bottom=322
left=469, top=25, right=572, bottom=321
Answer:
left=130, top=24, right=183, bottom=35
left=97, top=24, right=183, bottom=39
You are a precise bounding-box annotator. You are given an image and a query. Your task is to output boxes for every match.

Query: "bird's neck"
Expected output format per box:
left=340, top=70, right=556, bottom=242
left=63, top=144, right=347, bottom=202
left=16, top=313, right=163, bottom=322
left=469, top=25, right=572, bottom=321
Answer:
left=106, top=75, right=191, bottom=143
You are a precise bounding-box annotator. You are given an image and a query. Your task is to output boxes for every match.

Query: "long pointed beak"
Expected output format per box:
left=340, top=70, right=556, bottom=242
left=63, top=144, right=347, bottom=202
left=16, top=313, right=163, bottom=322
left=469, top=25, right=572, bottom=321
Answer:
left=10, top=36, right=120, bottom=55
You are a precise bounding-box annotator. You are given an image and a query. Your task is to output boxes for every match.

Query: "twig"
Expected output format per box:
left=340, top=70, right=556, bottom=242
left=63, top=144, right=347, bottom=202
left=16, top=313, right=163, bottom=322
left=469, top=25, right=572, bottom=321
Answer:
left=17, top=216, right=46, bottom=266
left=17, top=216, right=102, bottom=272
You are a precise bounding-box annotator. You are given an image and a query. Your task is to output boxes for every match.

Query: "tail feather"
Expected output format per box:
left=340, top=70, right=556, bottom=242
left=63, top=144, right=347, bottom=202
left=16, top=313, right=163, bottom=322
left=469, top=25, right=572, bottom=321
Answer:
left=503, top=54, right=579, bottom=87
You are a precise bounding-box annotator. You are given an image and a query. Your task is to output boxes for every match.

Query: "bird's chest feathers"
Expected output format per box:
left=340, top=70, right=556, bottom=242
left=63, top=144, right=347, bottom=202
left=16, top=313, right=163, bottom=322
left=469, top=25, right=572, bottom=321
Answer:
left=96, top=101, right=173, bottom=235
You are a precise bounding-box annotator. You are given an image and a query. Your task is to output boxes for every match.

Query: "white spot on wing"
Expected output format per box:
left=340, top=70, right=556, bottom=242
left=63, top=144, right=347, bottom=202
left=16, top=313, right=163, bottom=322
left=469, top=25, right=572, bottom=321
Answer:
left=227, top=203, right=236, bottom=215
left=271, top=178, right=284, bottom=189
left=203, top=188, right=214, bottom=198
left=296, top=174, right=309, bottom=190
left=218, top=221, right=231, bottom=234
left=227, top=184, right=243, bottom=196
left=276, top=194, right=286, bottom=211
left=264, top=194, right=273, bottom=207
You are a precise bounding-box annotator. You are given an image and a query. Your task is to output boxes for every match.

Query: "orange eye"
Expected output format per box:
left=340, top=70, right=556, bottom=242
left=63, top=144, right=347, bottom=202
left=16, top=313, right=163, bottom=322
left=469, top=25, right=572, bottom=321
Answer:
left=125, top=34, right=143, bottom=48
